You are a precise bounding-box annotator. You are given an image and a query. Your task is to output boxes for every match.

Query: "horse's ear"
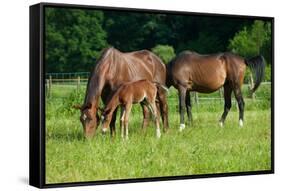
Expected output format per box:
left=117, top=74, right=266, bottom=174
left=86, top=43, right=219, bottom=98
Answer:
left=72, top=104, right=82, bottom=110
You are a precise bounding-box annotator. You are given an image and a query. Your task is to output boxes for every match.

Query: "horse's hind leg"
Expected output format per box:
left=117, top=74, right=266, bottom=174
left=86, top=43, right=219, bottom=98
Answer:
left=157, top=88, right=169, bottom=132
left=185, top=91, right=193, bottom=126
left=140, top=103, right=150, bottom=132
left=219, top=83, right=232, bottom=127
left=149, top=101, right=161, bottom=138
left=178, top=86, right=187, bottom=131
left=233, top=85, right=245, bottom=127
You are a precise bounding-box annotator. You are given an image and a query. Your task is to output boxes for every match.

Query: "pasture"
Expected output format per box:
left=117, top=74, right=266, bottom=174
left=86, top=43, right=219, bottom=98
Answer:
left=45, top=83, right=271, bottom=184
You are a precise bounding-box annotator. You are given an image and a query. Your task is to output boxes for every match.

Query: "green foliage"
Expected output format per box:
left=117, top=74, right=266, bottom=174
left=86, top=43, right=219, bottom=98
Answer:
left=264, top=65, right=272, bottom=82
left=151, top=44, right=175, bottom=64
left=184, top=32, right=221, bottom=54
left=63, top=88, right=85, bottom=114
left=45, top=7, right=272, bottom=73
left=45, top=8, right=107, bottom=72
left=228, top=20, right=271, bottom=59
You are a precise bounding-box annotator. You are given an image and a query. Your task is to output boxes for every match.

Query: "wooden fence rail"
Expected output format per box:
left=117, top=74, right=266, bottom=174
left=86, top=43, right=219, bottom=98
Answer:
left=45, top=76, right=271, bottom=103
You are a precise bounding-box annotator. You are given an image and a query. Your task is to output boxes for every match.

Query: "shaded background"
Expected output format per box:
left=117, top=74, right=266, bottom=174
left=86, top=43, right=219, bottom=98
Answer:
left=45, top=7, right=272, bottom=80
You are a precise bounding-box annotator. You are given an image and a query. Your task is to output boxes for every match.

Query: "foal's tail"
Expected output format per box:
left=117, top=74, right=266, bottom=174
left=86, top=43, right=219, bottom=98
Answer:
left=153, top=82, right=169, bottom=93
left=245, top=55, right=266, bottom=93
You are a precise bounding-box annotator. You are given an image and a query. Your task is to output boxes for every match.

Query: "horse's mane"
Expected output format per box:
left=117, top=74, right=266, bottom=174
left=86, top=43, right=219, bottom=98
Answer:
left=84, top=47, right=116, bottom=104
left=93, top=47, right=115, bottom=73
left=84, top=47, right=134, bottom=104
left=181, top=50, right=196, bottom=55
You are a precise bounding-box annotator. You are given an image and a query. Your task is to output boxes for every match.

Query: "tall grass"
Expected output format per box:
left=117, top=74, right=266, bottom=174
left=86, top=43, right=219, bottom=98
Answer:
left=46, top=84, right=272, bottom=183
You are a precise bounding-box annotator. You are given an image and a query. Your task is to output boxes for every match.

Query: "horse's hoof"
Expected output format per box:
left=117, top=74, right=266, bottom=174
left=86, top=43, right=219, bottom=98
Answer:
left=239, top=119, right=244, bottom=127
left=156, top=129, right=161, bottom=138
left=179, top=124, right=185, bottom=132
left=219, top=121, right=224, bottom=127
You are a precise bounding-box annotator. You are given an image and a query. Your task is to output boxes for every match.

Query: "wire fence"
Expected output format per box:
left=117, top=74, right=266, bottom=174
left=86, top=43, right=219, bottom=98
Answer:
left=45, top=72, right=271, bottom=104
left=46, top=72, right=90, bottom=80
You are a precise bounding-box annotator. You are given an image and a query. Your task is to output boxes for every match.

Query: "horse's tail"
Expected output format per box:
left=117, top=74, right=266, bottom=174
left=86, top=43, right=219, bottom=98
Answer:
left=245, top=55, right=266, bottom=93
left=153, top=82, right=169, bottom=93
left=165, top=57, right=176, bottom=88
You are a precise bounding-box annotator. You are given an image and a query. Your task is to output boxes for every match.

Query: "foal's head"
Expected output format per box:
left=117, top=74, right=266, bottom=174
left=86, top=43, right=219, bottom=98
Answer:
left=100, top=108, right=112, bottom=134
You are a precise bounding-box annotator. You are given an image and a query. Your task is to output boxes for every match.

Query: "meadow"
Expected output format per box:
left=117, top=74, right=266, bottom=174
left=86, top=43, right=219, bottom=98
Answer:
left=45, top=83, right=272, bottom=184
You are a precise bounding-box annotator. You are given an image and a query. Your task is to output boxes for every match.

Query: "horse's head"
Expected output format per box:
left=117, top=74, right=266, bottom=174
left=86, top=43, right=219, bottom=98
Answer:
left=74, top=103, right=100, bottom=138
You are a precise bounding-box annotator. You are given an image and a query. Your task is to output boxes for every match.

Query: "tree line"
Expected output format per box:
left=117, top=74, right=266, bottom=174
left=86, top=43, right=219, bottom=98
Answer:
left=45, top=7, right=272, bottom=73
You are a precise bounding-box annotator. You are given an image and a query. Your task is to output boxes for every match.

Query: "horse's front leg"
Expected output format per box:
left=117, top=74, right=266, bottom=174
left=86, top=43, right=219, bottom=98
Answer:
left=185, top=91, right=193, bottom=126
left=178, top=86, right=187, bottom=131
left=109, top=108, right=118, bottom=137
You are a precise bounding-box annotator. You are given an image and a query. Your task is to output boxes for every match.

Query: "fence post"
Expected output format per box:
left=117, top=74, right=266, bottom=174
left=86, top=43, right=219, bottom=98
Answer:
left=77, top=76, right=80, bottom=91
left=248, top=73, right=256, bottom=99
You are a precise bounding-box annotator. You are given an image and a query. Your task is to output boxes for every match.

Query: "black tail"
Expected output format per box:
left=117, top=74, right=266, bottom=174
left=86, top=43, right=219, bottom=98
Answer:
left=165, top=57, right=176, bottom=88
left=245, top=55, right=266, bottom=93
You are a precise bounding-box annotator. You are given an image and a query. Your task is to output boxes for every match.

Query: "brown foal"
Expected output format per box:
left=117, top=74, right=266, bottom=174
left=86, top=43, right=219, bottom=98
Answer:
left=101, top=79, right=162, bottom=139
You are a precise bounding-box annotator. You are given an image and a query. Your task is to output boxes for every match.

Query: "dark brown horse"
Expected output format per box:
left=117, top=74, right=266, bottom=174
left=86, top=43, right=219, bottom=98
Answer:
left=75, top=47, right=168, bottom=138
left=166, top=51, right=265, bottom=130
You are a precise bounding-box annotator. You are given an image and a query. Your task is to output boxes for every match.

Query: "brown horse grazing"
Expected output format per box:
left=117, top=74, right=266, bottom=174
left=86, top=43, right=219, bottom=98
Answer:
left=166, top=51, right=265, bottom=131
left=101, top=79, right=167, bottom=139
left=75, top=47, right=169, bottom=138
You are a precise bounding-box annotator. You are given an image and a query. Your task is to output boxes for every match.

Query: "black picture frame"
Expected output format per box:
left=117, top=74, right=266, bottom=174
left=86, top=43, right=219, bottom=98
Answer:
left=30, top=2, right=274, bottom=188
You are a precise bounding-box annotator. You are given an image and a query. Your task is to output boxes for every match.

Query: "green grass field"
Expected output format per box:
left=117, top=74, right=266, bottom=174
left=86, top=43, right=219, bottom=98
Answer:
left=45, top=83, right=272, bottom=184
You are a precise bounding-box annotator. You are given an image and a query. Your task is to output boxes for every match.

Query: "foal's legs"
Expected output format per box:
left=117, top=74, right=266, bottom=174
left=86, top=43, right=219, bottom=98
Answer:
left=124, top=104, right=132, bottom=139
left=178, top=86, right=187, bottom=131
left=185, top=90, right=193, bottom=126
left=120, top=106, right=125, bottom=139
left=149, top=101, right=161, bottom=138
left=219, top=83, right=232, bottom=127
left=140, top=103, right=150, bottom=131
left=233, top=85, right=245, bottom=127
